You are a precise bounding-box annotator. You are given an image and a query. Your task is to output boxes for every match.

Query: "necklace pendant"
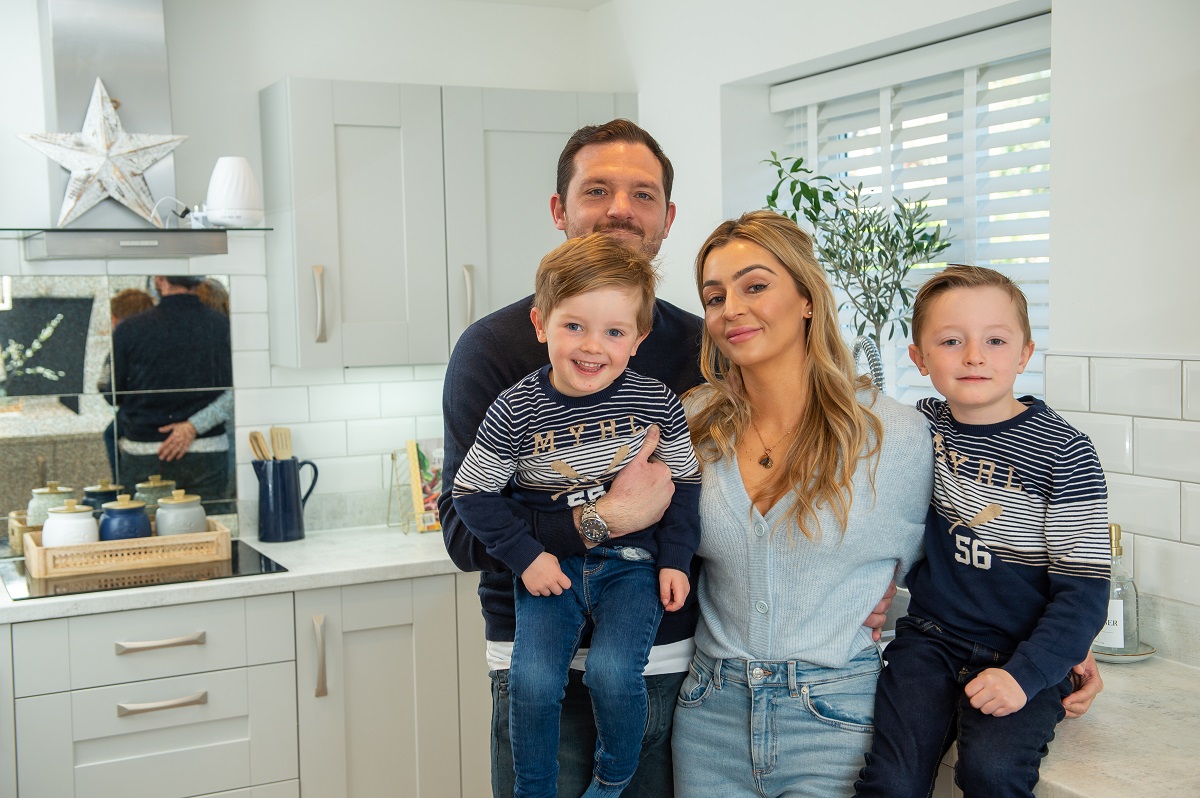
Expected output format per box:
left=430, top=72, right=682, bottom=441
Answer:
left=758, top=454, right=773, bottom=468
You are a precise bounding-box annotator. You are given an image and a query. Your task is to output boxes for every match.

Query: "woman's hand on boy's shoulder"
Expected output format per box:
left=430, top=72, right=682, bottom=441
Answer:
left=1063, top=653, right=1103, bottom=719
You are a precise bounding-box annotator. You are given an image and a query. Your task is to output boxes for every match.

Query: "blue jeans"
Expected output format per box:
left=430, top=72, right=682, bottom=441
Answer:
left=510, top=548, right=665, bottom=798
left=672, top=647, right=882, bottom=798
left=855, top=615, right=1071, bottom=798
left=490, top=668, right=684, bottom=798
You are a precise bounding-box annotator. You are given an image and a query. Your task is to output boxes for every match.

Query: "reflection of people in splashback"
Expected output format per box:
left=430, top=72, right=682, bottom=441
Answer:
left=99, top=288, right=155, bottom=479
left=112, top=276, right=233, bottom=510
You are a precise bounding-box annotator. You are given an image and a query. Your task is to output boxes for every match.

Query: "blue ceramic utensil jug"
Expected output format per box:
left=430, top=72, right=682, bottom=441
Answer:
left=252, top=457, right=318, bottom=542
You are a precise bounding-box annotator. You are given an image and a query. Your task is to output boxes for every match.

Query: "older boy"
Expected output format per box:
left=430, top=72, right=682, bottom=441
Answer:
left=856, top=266, right=1111, bottom=798
left=453, top=233, right=700, bottom=798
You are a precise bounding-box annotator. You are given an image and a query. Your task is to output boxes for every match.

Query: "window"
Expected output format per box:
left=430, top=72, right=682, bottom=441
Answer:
left=769, top=16, right=1051, bottom=403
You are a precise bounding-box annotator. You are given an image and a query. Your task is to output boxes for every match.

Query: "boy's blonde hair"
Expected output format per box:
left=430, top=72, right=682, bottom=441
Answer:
left=911, top=265, right=1031, bottom=346
left=534, top=233, right=658, bottom=335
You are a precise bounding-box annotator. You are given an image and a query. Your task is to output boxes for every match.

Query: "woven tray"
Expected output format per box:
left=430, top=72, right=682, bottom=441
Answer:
left=7, top=511, right=38, bottom=557
left=23, top=519, right=231, bottom=579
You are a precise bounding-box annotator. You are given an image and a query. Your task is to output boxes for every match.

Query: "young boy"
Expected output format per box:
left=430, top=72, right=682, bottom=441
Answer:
left=855, top=266, right=1110, bottom=798
left=452, top=233, right=700, bottom=798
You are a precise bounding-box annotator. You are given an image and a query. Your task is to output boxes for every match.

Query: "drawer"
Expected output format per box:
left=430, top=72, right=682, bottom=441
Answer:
left=15, top=661, right=298, bottom=798
left=204, top=783, right=299, bottom=798
left=13, top=594, right=294, bottom=696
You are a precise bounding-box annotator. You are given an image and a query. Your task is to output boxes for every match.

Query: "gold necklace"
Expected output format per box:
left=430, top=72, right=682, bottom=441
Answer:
left=748, top=418, right=797, bottom=469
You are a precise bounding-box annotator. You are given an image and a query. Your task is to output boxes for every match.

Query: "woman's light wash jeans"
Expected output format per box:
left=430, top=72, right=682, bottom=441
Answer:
left=672, top=647, right=882, bottom=798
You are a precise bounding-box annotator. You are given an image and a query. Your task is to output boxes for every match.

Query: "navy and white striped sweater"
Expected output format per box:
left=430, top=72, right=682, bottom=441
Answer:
left=905, top=397, right=1110, bottom=698
left=453, top=364, right=701, bottom=576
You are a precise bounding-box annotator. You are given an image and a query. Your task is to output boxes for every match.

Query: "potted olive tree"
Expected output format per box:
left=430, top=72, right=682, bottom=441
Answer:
left=764, top=153, right=952, bottom=346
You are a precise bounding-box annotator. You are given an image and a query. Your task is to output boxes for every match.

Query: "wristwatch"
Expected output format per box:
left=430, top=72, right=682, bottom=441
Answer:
left=579, top=501, right=610, bottom=544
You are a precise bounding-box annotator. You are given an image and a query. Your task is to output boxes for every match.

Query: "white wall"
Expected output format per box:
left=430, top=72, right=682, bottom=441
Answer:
left=1050, top=0, right=1200, bottom=358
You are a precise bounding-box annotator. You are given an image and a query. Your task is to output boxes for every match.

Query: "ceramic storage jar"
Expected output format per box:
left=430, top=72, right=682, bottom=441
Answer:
left=41, top=500, right=101, bottom=547
left=99, top=495, right=152, bottom=541
left=26, top=481, right=75, bottom=527
left=134, top=475, right=176, bottom=518
left=82, top=479, right=123, bottom=518
left=155, top=490, right=207, bottom=536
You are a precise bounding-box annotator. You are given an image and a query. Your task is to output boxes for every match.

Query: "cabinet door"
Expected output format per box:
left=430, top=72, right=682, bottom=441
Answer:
left=0, top=626, right=15, bottom=798
left=261, top=78, right=448, bottom=368
left=442, top=87, right=636, bottom=347
left=295, top=575, right=461, bottom=798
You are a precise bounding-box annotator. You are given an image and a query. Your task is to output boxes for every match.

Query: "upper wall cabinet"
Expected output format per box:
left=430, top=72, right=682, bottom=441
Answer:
left=442, top=88, right=636, bottom=348
left=260, top=79, right=447, bottom=369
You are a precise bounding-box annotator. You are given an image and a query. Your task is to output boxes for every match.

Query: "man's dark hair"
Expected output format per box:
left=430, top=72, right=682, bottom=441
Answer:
left=556, top=119, right=674, bottom=203
left=163, top=275, right=203, bottom=289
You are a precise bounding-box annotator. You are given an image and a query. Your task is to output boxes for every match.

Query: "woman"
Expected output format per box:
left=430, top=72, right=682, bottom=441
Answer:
left=672, top=210, right=933, bottom=797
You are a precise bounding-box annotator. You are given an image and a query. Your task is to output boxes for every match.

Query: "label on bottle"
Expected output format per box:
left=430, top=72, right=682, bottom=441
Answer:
left=1094, top=600, right=1124, bottom=648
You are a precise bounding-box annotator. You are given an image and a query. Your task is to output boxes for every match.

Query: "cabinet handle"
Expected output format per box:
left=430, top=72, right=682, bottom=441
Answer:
left=463, top=264, right=475, bottom=326
left=117, top=690, right=208, bottom=717
left=115, top=630, right=206, bottom=655
left=313, top=614, right=328, bottom=698
left=313, top=265, right=327, bottom=343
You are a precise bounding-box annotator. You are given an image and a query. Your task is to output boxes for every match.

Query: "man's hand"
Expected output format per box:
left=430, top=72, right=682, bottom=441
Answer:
left=520, top=552, right=571, bottom=596
left=659, top=567, right=690, bottom=612
left=1063, top=652, right=1103, bottom=719
left=965, top=668, right=1027, bottom=717
left=157, top=421, right=198, bottom=462
left=863, top=579, right=897, bottom=642
left=589, top=425, right=674, bottom=537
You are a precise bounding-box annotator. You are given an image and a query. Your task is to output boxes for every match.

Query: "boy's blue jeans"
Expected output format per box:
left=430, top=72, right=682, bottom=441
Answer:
left=509, top=547, right=664, bottom=798
left=855, top=615, right=1071, bottom=798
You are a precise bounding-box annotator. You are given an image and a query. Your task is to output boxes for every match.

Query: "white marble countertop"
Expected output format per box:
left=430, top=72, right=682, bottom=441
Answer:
left=0, top=525, right=1195, bottom=796
left=0, top=525, right=457, bottom=624
left=1034, top=656, right=1200, bottom=797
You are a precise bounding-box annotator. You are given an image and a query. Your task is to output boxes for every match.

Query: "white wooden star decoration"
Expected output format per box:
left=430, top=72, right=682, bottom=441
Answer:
left=19, top=78, right=187, bottom=228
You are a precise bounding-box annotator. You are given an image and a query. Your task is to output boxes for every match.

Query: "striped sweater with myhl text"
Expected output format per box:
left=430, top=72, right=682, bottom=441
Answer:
left=905, top=396, right=1110, bottom=699
left=453, top=365, right=701, bottom=577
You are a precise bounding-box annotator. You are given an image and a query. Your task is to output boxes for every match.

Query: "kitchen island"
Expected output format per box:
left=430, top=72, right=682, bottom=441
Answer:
left=0, top=525, right=1195, bottom=797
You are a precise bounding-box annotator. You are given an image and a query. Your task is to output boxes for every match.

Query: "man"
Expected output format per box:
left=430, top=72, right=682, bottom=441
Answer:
left=112, top=275, right=233, bottom=511
left=439, top=120, right=1102, bottom=797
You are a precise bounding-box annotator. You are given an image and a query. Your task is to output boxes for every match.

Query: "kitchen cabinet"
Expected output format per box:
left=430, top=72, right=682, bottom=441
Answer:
left=261, top=80, right=634, bottom=366
left=0, top=626, right=15, bottom=798
left=455, top=572, right=491, bottom=798
left=294, top=575, right=462, bottom=797
left=260, top=78, right=448, bottom=369
left=10, top=595, right=296, bottom=798
left=442, top=87, right=636, bottom=348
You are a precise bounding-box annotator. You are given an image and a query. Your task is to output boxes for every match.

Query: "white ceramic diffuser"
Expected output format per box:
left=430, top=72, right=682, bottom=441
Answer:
left=205, top=156, right=264, bottom=227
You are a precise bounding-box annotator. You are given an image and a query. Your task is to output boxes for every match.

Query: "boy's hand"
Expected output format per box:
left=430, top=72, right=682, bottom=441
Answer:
left=659, top=567, right=690, bottom=612
left=863, top=579, right=897, bottom=642
left=520, top=553, right=571, bottom=596
left=965, top=668, right=1028, bottom=716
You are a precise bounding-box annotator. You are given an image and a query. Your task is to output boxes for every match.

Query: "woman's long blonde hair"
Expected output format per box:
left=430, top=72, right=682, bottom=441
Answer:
left=686, top=210, right=883, bottom=540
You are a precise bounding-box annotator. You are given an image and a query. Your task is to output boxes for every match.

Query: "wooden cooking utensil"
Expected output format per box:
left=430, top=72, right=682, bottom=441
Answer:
left=269, top=427, right=293, bottom=460
left=249, top=431, right=272, bottom=461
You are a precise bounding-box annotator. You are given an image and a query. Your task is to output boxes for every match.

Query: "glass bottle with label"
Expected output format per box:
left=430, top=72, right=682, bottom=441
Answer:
left=1092, top=523, right=1140, bottom=656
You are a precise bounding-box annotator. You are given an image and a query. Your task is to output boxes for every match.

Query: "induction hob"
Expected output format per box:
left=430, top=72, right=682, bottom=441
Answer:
left=0, top=539, right=287, bottom=600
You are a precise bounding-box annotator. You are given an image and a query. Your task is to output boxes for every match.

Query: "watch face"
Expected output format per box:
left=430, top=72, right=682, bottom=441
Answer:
left=580, top=518, right=609, bottom=543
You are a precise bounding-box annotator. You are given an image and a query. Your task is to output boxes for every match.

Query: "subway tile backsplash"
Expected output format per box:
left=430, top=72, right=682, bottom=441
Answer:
left=1047, top=354, right=1200, bottom=629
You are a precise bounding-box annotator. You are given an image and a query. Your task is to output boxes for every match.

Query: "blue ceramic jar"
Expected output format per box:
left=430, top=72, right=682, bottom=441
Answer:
left=99, top=495, right=152, bottom=541
left=82, top=479, right=123, bottom=518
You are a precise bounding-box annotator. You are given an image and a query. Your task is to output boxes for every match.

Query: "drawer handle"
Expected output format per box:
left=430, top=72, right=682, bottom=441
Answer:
left=114, top=630, right=206, bottom=655
left=314, top=614, right=328, bottom=698
left=117, top=690, right=208, bottom=717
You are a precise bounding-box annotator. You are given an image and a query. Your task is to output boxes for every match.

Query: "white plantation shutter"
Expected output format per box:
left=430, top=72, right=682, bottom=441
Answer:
left=771, top=16, right=1052, bottom=404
